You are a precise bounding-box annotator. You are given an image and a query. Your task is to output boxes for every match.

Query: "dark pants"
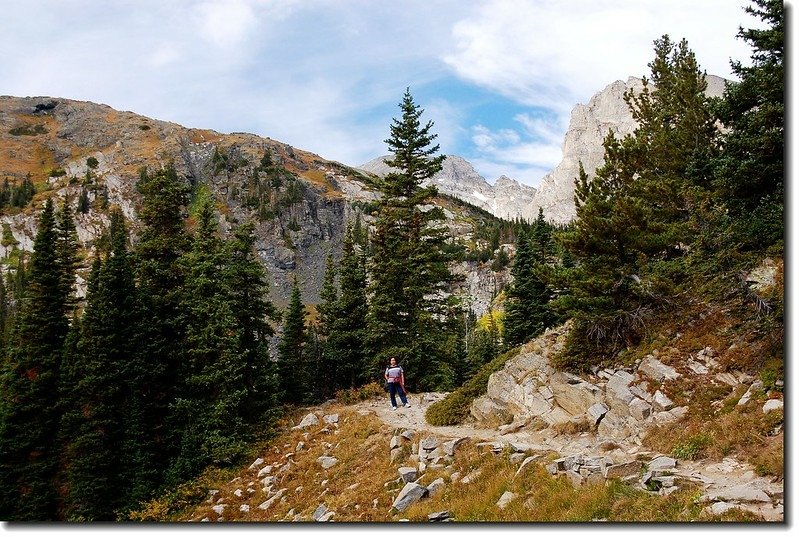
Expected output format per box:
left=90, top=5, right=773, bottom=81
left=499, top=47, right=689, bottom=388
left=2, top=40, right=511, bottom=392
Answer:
left=387, top=382, right=407, bottom=407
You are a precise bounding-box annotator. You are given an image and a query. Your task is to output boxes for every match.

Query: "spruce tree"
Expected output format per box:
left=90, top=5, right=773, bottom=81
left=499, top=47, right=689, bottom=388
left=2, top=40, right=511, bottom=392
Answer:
left=226, top=221, right=280, bottom=426
left=133, top=164, right=190, bottom=482
left=504, top=209, right=556, bottom=348
left=0, top=199, right=73, bottom=520
left=366, top=89, right=457, bottom=390
left=168, top=197, right=248, bottom=482
left=277, top=278, right=309, bottom=404
left=326, top=227, right=368, bottom=391
left=713, top=0, right=784, bottom=249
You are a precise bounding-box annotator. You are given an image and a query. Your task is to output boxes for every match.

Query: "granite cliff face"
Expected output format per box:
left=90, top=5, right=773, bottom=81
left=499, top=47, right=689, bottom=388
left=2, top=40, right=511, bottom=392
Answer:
left=358, top=155, right=536, bottom=221
left=525, top=75, right=728, bottom=224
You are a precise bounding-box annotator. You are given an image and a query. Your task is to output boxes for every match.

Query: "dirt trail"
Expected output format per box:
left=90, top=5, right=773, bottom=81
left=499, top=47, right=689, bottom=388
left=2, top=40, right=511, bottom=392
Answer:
left=355, top=391, right=784, bottom=521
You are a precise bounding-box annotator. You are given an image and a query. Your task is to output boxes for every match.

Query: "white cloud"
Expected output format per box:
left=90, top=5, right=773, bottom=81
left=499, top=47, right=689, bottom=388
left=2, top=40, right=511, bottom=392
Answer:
left=444, top=0, right=760, bottom=110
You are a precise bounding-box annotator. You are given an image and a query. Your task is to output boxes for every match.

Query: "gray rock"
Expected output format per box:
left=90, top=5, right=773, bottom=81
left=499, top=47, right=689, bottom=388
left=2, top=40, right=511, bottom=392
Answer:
left=248, top=457, right=264, bottom=470
left=602, top=460, right=642, bottom=479
left=401, top=430, right=415, bottom=441
left=638, top=355, right=680, bottom=382
left=629, top=398, right=652, bottom=420
left=652, top=390, right=674, bottom=411
left=566, top=470, right=584, bottom=487
left=317, top=456, right=338, bottom=469
left=702, top=485, right=771, bottom=503
left=390, top=436, right=402, bottom=450
left=323, top=413, right=339, bottom=424
left=398, top=466, right=418, bottom=483
left=392, top=482, right=427, bottom=512
left=442, top=437, right=468, bottom=456
left=587, top=403, right=609, bottom=424
left=738, top=380, right=764, bottom=406
left=239, top=504, right=250, bottom=513
left=312, top=503, right=328, bottom=521
left=509, top=452, right=526, bottom=464
left=426, top=478, right=445, bottom=496
left=258, top=488, right=286, bottom=510
left=212, top=504, right=226, bottom=515
left=763, top=399, right=783, bottom=414
left=292, top=413, right=320, bottom=430
left=428, top=510, right=452, bottom=521
left=420, top=437, right=440, bottom=451
left=496, top=491, right=517, bottom=510
left=318, top=511, right=335, bottom=522
left=648, top=456, right=677, bottom=471
left=515, top=456, right=541, bottom=478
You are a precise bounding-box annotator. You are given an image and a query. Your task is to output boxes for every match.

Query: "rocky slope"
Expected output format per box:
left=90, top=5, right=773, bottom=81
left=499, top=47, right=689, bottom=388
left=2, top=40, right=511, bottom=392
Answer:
left=525, top=75, right=728, bottom=224
left=0, top=96, right=509, bottom=311
left=358, top=154, right=536, bottom=221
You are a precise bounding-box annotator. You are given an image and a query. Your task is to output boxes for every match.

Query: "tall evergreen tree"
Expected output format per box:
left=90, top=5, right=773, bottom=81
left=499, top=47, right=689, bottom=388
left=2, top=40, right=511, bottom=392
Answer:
left=133, top=164, right=190, bottom=482
left=554, top=37, right=716, bottom=367
left=226, top=221, right=280, bottom=426
left=366, top=89, right=457, bottom=390
left=277, top=278, right=309, bottom=404
left=713, top=0, right=784, bottom=249
left=0, top=199, right=74, bottom=519
left=326, top=227, right=369, bottom=391
left=60, top=209, right=153, bottom=520
left=504, top=209, right=556, bottom=348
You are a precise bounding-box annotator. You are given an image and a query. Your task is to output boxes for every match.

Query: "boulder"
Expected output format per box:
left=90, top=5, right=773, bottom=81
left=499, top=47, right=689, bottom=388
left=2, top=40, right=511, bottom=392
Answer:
left=398, top=466, right=418, bottom=483
left=248, top=457, right=264, bottom=470
left=587, top=403, right=609, bottom=424
left=652, top=390, right=674, bottom=412
left=428, top=510, right=452, bottom=522
left=763, top=399, right=783, bottom=414
left=392, top=483, right=427, bottom=512
left=638, top=356, right=680, bottom=382
left=312, top=504, right=328, bottom=521
left=442, top=437, right=468, bottom=456
left=628, top=398, right=652, bottom=420
left=702, top=484, right=771, bottom=503
left=602, top=460, right=642, bottom=479
left=317, top=456, right=338, bottom=469
left=496, top=491, right=517, bottom=509
left=648, top=456, right=677, bottom=472
left=738, top=380, right=765, bottom=406
left=427, top=477, right=445, bottom=496
left=323, top=413, right=339, bottom=424
left=390, top=436, right=402, bottom=450
left=420, top=437, right=440, bottom=451
left=292, top=413, right=320, bottom=430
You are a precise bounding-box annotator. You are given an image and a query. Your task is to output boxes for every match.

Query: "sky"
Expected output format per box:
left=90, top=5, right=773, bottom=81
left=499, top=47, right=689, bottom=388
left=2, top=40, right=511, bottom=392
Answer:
left=0, top=0, right=773, bottom=187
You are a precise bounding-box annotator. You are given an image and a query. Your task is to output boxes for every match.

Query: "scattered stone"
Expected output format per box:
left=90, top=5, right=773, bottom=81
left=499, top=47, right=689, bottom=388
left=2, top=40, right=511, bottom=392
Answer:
left=292, top=413, right=320, bottom=430
left=233, top=489, right=243, bottom=497
left=257, top=466, right=273, bottom=478
left=514, top=455, right=540, bottom=479
left=392, top=483, right=427, bottom=512
left=509, top=453, right=526, bottom=464
left=639, top=355, right=680, bottom=382
left=398, top=467, right=418, bottom=483
left=420, top=437, right=440, bottom=451
left=212, top=504, right=226, bottom=515
left=428, top=510, right=452, bottom=521
left=390, top=436, right=402, bottom=450
left=323, top=414, right=339, bottom=424
left=461, top=469, right=481, bottom=484
left=442, top=437, right=468, bottom=456
left=603, top=460, right=642, bottom=479
left=312, top=503, right=328, bottom=521
left=248, top=457, right=264, bottom=470
left=450, top=471, right=462, bottom=482
left=508, top=441, right=536, bottom=453
left=401, top=430, right=415, bottom=441
left=240, top=504, right=249, bottom=513
left=566, top=470, right=584, bottom=487
left=418, top=461, right=427, bottom=473
left=296, top=441, right=305, bottom=452
left=702, top=485, right=771, bottom=503
left=705, top=502, right=737, bottom=516
left=258, top=489, right=286, bottom=510
left=498, top=420, right=526, bottom=434
left=629, top=398, right=652, bottom=420
left=426, top=478, right=445, bottom=496
left=763, top=399, right=783, bottom=414
left=648, top=456, right=677, bottom=471
left=652, top=390, right=674, bottom=412
left=587, top=403, right=609, bottom=424
left=318, top=511, right=335, bottom=522
left=496, top=491, right=517, bottom=509
left=714, top=372, right=739, bottom=387
left=317, top=456, right=339, bottom=469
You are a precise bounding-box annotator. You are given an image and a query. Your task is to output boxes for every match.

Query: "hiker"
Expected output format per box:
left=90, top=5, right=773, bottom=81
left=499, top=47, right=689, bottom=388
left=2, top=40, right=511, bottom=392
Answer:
left=384, top=357, right=410, bottom=410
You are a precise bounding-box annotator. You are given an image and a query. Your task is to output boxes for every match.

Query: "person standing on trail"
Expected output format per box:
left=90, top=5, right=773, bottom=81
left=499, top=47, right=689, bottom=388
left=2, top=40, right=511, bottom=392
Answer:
left=384, top=357, right=410, bottom=410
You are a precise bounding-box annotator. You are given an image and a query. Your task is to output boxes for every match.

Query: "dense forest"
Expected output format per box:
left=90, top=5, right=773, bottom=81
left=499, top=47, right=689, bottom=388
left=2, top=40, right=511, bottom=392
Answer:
left=0, top=0, right=783, bottom=521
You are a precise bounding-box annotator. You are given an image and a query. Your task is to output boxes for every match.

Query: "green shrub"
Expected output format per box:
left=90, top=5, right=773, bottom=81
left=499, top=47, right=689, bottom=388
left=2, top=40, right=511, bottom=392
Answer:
left=9, top=124, right=47, bottom=136
left=48, top=168, right=67, bottom=177
left=86, top=156, right=99, bottom=169
left=425, top=347, right=520, bottom=426
left=671, top=433, right=710, bottom=460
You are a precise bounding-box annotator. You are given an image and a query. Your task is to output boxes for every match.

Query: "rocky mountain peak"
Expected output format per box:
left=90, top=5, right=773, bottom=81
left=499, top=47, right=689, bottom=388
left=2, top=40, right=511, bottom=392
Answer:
left=358, top=155, right=535, bottom=221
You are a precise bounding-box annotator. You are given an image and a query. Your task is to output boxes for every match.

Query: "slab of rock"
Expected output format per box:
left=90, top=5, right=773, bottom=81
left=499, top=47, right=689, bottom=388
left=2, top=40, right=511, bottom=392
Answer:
left=652, top=390, right=674, bottom=411
left=496, top=491, right=517, bottom=509
left=639, top=355, right=680, bottom=382
left=390, top=436, right=402, bottom=450
left=702, top=484, right=771, bottom=503
left=763, top=399, right=783, bottom=414
left=428, top=510, right=452, bottom=521
left=603, top=460, right=642, bottom=479
left=401, top=430, right=415, bottom=441
left=312, top=503, right=328, bottom=521
left=258, top=488, right=286, bottom=510
left=240, top=504, right=250, bottom=513
left=318, top=511, right=335, bottom=522
left=420, top=437, right=440, bottom=451
left=687, top=360, right=710, bottom=375
left=648, top=456, right=677, bottom=472
left=323, top=413, right=339, bottom=424
left=392, top=482, right=427, bottom=512
left=442, top=437, right=468, bottom=456
left=398, top=466, right=418, bottom=483
left=212, top=504, right=226, bottom=515
left=587, top=403, right=609, bottom=424
left=317, top=456, right=338, bottom=470
left=426, top=478, right=445, bottom=496
left=629, top=398, right=652, bottom=420
left=292, top=413, right=320, bottom=430
left=248, top=457, right=264, bottom=470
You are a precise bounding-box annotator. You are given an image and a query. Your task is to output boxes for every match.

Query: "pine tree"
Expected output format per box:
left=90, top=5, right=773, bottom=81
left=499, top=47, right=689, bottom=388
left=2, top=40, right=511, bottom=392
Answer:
left=504, top=209, right=556, bottom=348
left=168, top=197, right=248, bottom=482
left=60, top=209, right=154, bottom=520
left=277, top=278, right=309, bottom=404
left=226, top=221, right=280, bottom=426
left=326, top=227, right=368, bottom=391
left=713, top=0, right=784, bottom=249
left=0, top=199, right=73, bottom=519
left=366, top=89, right=457, bottom=390
left=133, top=164, right=190, bottom=483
